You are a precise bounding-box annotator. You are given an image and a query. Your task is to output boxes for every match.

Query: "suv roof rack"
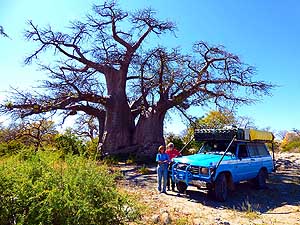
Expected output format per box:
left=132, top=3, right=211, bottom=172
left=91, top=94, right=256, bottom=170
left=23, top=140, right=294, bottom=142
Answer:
left=194, top=127, right=274, bottom=142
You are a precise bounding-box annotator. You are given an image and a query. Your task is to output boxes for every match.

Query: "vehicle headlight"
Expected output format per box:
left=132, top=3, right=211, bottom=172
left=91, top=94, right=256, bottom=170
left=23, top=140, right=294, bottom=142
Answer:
left=177, top=163, right=187, bottom=170
left=200, top=167, right=209, bottom=175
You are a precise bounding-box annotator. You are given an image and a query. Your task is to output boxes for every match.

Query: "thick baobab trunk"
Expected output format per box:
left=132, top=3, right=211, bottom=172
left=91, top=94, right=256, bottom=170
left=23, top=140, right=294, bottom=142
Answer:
left=133, top=111, right=166, bottom=159
left=100, top=95, right=135, bottom=155
left=99, top=70, right=135, bottom=156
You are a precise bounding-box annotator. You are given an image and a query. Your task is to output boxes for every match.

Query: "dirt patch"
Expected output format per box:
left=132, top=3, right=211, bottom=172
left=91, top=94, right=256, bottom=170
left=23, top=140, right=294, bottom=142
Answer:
left=119, top=153, right=300, bottom=225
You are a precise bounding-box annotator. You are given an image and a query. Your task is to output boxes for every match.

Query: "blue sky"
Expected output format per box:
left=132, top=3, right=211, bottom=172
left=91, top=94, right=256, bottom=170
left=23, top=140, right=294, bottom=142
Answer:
left=0, top=0, right=300, bottom=135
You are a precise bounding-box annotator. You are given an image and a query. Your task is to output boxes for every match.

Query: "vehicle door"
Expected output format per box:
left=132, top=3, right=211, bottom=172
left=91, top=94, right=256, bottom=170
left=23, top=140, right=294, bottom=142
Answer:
left=247, top=143, right=263, bottom=178
left=235, top=143, right=253, bottom=181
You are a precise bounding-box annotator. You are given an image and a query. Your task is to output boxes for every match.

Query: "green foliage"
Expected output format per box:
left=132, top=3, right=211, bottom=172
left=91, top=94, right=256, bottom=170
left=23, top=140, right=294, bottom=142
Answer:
left=165, top=133, right=185, bottom=150
left=196, top=109, right=236, bottom=128
left=175, top=217, right=190, bottom=225
left=138, top=164, right=150, bottom=175
left=103, top=155, right=120, bottom=165
left=280, top=132, right=300, bottom=152
left=281, top=139, right=300, bottom=152
left=126, top=154, right=137, bottom=164
left=181, top=109, right=237, bottom=154
left=54, top=130, right=86, bottom=156
left=0, top=151, right=141, bottom=225
left=0, top=140, right=28, bottom=156
left=0, top=119, right=58, bottom=153
left=165, top=133, right=191, bottom=155
left=165, top=133, right=201, bottom=155
left=85, top=137, right=99, bottom=159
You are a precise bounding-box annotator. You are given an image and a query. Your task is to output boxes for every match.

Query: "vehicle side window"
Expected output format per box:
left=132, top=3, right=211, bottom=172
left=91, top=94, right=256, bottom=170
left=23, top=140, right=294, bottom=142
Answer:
left=238, top=144, right=248, bottom=158
left=257, top=143, right=270, bottom=156
left=229, top=143, right=236, bottom=155
left=248, top=143, right=259, bottom=157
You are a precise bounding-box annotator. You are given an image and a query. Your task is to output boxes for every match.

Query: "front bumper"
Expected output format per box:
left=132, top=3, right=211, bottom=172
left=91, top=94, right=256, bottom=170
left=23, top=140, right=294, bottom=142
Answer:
left=171, top=162, right=214, bottom=187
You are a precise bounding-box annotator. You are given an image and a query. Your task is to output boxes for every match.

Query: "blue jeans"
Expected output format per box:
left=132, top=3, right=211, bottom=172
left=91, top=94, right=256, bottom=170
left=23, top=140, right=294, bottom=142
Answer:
left=157, top=164, right=168, bottom=192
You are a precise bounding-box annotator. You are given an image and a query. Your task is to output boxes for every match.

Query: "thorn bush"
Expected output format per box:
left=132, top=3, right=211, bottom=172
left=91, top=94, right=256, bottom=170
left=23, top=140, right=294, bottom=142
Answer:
left=0, top=151, right=141, bottom=225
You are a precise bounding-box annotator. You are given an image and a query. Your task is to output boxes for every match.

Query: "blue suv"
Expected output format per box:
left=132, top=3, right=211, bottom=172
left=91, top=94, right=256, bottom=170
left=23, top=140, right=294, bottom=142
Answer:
left=171, top=128, right=275, bottom=201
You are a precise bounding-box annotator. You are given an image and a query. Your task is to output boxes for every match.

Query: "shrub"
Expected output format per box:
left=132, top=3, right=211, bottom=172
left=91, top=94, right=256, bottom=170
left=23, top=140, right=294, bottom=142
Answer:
left=85, top=137, right=99, bottom=159
left=0, top=140, right=29, bottom=156
left=54, top=132, right=86, bottom=156
left=138, top=164, right=150, bottom=175
left=0, top=151, right=141, bottom=225
left=103, top=155, right=120, bottom=165
left=126, top=154, right=136, bottom=164
left=280, top=133, right=300, bottom=152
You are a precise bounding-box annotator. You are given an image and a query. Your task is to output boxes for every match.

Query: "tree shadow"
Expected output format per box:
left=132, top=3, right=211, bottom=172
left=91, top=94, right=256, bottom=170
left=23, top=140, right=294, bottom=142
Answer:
left=174, top=170, right=300, bottom=213
left=120, top=164, right=157, bottom=188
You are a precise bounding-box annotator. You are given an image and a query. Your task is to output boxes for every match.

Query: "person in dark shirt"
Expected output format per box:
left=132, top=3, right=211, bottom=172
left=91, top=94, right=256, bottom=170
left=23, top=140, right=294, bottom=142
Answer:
left=156, top=145, right=169, bottom=193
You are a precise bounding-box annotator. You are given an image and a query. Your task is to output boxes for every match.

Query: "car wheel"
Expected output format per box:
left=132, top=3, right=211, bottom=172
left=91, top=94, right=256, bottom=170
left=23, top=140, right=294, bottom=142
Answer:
left=176, top=181, right=188, bottom=193
left=214, top=173, right=228, bottom=202
left=256, top=169, right=267, bottom=189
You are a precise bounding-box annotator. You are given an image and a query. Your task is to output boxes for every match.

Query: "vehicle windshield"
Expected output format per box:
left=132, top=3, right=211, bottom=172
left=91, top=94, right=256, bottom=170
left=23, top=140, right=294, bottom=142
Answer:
left=198, top=141, right=235, bottom=156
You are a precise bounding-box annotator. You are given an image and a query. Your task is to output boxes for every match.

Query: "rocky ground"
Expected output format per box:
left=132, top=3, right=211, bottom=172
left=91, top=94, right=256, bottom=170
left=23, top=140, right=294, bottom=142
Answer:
left=119, top=153, right=300, bottom=225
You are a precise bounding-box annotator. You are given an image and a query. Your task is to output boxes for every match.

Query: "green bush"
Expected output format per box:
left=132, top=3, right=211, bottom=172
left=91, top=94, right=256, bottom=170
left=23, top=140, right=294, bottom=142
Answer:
left=0, top=151, right=141, bottom=225
left=85, top=138, right=99, bottom=159
left=281, top=139, right=300, bottom=152
left=103, top=155, right=120, bottom=165
left=138, top=164, right=150, bottom=175
left=0, top=140, right=29, bottom=156
left=54, top=132, right=86, bottom=156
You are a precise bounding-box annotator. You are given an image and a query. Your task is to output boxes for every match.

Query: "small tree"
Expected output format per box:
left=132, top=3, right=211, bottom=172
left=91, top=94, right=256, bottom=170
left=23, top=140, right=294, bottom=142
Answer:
left=17, top=119, right=58, bottom=151
left=0, top=119, right=58, bottom=153
left=70, top=114, right=102, bottom=141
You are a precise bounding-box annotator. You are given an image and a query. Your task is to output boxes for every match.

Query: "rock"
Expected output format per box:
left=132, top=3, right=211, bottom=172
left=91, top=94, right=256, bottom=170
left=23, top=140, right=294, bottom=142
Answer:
left=222, top=222, right=230, bottom=225
left=151, top=214, right=160, bottom=224
left=252, top=219, right=263, bottom=224
left=215, top=217, right=230, bottom=225
left=161, top=212, right=171, bottom=224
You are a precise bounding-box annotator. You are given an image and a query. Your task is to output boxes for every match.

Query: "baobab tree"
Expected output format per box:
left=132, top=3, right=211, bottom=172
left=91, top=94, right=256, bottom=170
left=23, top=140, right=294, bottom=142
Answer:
left=1, top=1, right=175, bottom=156
left=129, top=44, right=273, bottom=156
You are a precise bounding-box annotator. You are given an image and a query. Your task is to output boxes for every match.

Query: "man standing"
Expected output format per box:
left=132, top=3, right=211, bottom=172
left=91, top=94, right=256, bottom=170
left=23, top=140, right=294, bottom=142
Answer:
left=165, top=142, right=181, bottom=191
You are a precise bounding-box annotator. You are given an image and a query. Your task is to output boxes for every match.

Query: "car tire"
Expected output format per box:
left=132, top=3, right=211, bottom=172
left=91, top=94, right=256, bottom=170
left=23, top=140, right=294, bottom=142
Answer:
left=176, top=181, right=188, bottom=193
left=214, top=173, right=228, bottom=202
left=256, top=169, right=267, bottom=189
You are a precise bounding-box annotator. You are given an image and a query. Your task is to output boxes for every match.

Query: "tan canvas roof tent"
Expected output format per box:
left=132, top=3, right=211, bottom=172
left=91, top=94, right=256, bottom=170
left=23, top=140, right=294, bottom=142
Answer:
left=244, top=129, right=274, bottom=142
